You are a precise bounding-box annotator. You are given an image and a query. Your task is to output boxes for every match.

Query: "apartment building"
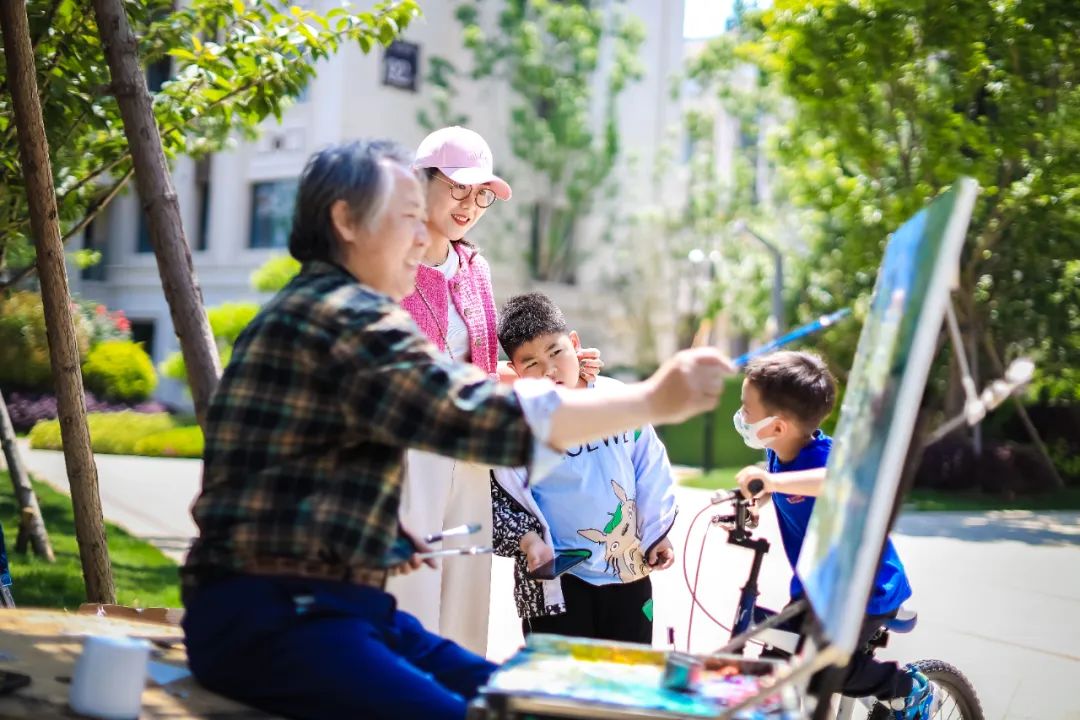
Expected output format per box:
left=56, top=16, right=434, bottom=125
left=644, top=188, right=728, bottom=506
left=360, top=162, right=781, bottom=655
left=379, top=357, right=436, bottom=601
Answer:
left=69, top=1, right=719, bottom=406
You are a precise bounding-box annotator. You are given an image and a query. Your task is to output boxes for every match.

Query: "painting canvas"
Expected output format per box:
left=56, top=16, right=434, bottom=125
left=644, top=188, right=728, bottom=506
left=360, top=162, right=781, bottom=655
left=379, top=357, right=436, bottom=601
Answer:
left=796, top=178, right=978, bottom=655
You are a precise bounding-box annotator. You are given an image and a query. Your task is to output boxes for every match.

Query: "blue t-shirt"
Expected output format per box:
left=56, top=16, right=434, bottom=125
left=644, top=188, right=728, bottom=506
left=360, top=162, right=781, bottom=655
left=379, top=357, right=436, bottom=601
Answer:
left=767, top=431, right=912, bottom=616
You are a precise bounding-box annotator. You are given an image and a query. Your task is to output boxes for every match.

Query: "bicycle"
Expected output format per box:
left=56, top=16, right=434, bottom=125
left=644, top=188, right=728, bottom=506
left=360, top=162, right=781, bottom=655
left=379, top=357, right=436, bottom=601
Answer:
left=701, top=480, right=984, bottom=720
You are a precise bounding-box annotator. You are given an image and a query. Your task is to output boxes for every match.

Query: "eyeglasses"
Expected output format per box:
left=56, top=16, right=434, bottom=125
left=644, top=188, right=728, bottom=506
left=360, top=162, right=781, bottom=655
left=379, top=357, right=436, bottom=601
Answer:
left=431, top=173, right=498, bottom=209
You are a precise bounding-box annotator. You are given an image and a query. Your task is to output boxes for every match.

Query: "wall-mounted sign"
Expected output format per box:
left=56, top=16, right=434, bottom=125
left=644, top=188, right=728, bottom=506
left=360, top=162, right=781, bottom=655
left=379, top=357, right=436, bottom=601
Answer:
left=383, top=41, right=420, bottom=92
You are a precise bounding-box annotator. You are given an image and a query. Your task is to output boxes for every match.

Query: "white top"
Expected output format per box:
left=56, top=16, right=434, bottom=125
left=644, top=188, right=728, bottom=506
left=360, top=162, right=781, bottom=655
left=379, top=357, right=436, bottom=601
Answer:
left=431, top=246, right=471, bottom=362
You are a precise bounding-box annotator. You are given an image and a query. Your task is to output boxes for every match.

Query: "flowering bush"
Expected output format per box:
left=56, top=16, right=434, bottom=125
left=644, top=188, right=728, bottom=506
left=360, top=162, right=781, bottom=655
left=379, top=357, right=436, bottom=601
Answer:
left=0, top=291, right=90, bottom=390
left=3, top=390, right=167, bottom=433
left=73, top=299, right=132, bottom=346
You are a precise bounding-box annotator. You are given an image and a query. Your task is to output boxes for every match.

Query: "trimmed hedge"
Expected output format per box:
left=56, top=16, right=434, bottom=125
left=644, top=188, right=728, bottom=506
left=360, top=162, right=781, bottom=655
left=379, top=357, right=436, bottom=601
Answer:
left=29, top=411, right=202, bottom=458
left=132, top=426, right=204, bottom=458
left=29, top=412, right=177, bottom=455
left=657, top=376, right=763, bottom=469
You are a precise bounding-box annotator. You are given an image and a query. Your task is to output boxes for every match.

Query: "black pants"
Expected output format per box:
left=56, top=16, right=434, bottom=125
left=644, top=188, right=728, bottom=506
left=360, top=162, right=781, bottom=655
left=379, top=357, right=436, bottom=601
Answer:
left=761, top=603, right=914, bottom=701
left=522, top=574, right=653, bottom=645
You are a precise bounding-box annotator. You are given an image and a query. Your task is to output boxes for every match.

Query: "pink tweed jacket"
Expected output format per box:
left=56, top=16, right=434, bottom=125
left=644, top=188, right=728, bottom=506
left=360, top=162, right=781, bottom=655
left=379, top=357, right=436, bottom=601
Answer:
left=400, top=242, right=499, bottom=376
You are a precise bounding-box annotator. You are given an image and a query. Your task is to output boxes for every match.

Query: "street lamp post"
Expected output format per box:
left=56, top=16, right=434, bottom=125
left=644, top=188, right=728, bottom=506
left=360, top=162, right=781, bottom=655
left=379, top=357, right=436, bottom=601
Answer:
left=688, top=248, right=718, bottom=472
left=732, top=220, right=785, bottom=338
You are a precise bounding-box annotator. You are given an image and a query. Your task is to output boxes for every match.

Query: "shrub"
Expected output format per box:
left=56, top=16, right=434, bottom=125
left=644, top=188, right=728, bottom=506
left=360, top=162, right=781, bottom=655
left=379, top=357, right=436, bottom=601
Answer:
left=3, top=390, right=168, bottom=434
left=913, top=436, right=1060, bottom=496
left=160, top=302, right=256, bottom=385
left=657, top=376, right=762, bottom=468
left=0, top=291, right=90, bottom=390
left=82, top=340, right=157, bottom=402
left=132, top=427, right=204, bottom=458
left=72, top=299, right=132, bottom=346
left=250, top=254, right=301, bottom=292
left=29, top=412, right=176, bottom=455
left=161, top=255, right=299, bottom=389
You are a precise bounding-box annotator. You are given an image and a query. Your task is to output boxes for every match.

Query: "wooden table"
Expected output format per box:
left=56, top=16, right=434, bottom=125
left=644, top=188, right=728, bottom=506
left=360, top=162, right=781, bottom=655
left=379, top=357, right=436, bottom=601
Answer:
left=0, top=608, right=272, bottom=718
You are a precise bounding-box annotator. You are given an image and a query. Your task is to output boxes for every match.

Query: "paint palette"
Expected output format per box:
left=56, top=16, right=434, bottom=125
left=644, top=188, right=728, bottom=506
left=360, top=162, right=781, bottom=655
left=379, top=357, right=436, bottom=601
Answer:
left=471, top=635, right=800, bottom=719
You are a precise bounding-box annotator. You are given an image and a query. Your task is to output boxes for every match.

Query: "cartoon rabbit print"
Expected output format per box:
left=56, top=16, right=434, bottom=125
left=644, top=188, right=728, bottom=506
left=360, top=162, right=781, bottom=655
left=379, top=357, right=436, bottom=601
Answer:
left=577, top=479, right=649, bottom=582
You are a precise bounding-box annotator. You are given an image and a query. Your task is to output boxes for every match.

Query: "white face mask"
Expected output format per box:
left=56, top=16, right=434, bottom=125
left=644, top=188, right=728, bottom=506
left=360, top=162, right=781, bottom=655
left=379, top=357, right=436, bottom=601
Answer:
left=733, top=408, right=778, bottom=450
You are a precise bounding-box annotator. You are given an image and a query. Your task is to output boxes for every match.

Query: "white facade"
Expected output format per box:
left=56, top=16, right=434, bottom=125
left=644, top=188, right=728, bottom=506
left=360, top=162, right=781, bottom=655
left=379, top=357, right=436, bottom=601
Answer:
left=70, top=1, right=692, bottom=406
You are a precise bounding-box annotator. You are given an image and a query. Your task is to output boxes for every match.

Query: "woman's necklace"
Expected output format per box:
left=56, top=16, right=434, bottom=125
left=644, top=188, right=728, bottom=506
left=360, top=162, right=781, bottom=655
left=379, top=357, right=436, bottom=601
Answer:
left=415, top=284, right=454, bottom=361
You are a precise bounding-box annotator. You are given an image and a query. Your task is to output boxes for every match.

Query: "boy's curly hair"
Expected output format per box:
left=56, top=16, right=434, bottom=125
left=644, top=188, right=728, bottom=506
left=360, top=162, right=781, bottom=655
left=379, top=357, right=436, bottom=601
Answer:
left=744, top=351, right=837, bottom=430
left=497, top=292, right=568, bottom=360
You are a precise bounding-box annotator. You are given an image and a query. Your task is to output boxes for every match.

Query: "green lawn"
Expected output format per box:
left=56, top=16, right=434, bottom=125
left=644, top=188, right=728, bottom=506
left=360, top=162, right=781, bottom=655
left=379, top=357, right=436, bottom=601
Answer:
left=676, top=467, right=1080, bottom=512
left=677, top=466, right=741, bottom=491
left=0, top=472, right=180, bottom=609
left=904, top=487, right=1080, bottom=512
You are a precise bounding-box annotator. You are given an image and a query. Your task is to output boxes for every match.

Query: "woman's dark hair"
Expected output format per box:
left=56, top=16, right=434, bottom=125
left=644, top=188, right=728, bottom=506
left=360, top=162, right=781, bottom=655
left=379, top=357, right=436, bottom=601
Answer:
left=288, top=139, right=413, bottom=263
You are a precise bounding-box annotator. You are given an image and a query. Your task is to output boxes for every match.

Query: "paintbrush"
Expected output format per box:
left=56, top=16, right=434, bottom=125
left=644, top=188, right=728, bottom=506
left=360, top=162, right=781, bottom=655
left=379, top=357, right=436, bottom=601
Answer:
left=690, top=308, right=851, bottom=365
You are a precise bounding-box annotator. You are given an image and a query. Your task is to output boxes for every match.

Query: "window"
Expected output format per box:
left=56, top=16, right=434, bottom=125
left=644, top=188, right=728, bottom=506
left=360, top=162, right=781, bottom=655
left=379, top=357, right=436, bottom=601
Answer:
left=147, top=58, right=171, bottom=92
left=80, top=218, right=107, bottom=282
left=249, top=180, right=299, bottom=249
left=136, top=210, right=153, bottom=253
left=129, top=320, right=156, bottom=360
left=194, top=157, right=212, bottom=251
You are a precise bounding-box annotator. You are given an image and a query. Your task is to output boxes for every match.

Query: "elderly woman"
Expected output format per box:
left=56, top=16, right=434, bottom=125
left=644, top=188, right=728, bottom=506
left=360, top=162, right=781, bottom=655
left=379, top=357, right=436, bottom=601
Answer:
left=181, top=139, right=732, bottom=720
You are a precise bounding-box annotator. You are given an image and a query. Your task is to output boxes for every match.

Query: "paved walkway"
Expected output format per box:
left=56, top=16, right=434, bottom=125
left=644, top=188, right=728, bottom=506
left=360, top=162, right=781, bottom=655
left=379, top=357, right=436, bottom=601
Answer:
left=14, top=440, right=199, bottom=561
left=13, top=443, right=1080, bottom=719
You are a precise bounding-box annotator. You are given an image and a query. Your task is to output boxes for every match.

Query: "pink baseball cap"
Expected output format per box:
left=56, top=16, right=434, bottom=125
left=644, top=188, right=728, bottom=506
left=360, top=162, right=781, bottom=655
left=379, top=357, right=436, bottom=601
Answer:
left=414, top=126, right=512, bottom=201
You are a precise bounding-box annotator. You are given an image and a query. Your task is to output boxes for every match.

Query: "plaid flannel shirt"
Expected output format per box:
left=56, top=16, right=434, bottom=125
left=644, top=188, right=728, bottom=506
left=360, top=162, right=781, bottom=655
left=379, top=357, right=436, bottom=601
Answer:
left=182, top=261, right=539, bottom=588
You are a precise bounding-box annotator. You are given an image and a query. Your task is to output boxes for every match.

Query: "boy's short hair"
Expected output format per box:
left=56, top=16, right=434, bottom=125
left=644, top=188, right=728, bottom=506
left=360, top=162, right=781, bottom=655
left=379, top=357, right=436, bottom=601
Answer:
left=498, top=292, right=569, bottom=360
left=744, top=351, right=837, bottom=429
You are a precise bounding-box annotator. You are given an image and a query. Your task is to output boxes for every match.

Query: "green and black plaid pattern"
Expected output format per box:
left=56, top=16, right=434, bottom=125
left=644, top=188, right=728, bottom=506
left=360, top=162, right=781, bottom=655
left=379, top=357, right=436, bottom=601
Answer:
left=183, top=261, right=533, bottom=587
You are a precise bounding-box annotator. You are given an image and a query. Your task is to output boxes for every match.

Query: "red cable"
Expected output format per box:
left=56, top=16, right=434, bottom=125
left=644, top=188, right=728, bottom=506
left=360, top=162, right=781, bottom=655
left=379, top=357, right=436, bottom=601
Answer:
left=681, top=501, right=765, bottom=652
left=682, top=504, right=732, bottom=650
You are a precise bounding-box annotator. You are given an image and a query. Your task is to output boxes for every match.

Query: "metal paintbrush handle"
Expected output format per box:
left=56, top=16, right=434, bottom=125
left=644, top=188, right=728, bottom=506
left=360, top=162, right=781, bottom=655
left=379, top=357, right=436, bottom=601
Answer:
left=414, top=546, right=493, bottom=561
left=424, top=522, right=482, bottom=544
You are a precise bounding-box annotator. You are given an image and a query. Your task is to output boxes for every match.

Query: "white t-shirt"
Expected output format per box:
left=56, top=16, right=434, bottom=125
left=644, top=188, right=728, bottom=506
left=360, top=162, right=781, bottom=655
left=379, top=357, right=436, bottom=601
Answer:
left=432, top=246, right=471, bottom=363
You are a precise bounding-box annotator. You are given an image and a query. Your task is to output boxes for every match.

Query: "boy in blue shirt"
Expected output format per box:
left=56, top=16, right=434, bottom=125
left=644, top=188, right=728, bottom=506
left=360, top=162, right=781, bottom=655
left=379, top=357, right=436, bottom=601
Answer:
left=730, top=351, right=935, bottom=720
left=491, top=292, right=678, bottom=644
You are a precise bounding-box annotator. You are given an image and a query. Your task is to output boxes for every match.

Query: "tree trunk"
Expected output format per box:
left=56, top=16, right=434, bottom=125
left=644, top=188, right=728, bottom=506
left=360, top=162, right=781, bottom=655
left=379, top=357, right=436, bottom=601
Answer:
left=0, top=1, right=115, bottom=602
left=91, top=0, right=221, bottom=427
left=0, top=391, right=54, bottom=562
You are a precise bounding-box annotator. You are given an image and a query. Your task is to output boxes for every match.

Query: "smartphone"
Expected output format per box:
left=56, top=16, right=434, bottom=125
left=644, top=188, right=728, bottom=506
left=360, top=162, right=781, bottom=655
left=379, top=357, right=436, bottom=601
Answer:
left=525, top=553, right=589, bottom=581
left=0, top=670, right=30, bottom=695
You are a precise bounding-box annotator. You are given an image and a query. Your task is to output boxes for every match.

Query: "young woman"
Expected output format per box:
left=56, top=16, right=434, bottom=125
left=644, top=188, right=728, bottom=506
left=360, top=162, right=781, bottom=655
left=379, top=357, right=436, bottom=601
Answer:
left=389, top=126, right=602, bottom=656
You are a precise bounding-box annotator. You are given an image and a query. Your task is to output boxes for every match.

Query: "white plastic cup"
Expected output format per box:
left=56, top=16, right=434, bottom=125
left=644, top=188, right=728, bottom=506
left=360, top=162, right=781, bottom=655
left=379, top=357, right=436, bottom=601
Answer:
left=69, top=635, right=151, bottom=719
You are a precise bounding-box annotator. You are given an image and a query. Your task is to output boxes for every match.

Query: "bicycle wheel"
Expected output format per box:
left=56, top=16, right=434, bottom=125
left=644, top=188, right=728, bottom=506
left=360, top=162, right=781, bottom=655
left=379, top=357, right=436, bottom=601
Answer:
left=868, top=659, right=984, bottom=720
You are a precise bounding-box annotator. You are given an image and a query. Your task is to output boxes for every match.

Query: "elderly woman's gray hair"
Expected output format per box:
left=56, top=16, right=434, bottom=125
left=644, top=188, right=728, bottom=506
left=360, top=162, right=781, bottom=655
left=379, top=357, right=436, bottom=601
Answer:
left=288, top=139, right=415, bottom=264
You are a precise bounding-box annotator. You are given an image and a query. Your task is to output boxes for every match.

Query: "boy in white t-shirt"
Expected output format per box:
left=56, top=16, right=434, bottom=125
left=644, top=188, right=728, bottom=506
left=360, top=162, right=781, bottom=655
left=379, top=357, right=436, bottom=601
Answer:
left=491, top=292, right=678, bottom=643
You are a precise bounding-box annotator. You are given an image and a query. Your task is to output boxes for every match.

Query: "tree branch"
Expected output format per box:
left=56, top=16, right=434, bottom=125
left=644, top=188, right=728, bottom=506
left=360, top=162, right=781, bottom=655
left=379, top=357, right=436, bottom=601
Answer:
left=0, top=168, right=134, bottom=292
